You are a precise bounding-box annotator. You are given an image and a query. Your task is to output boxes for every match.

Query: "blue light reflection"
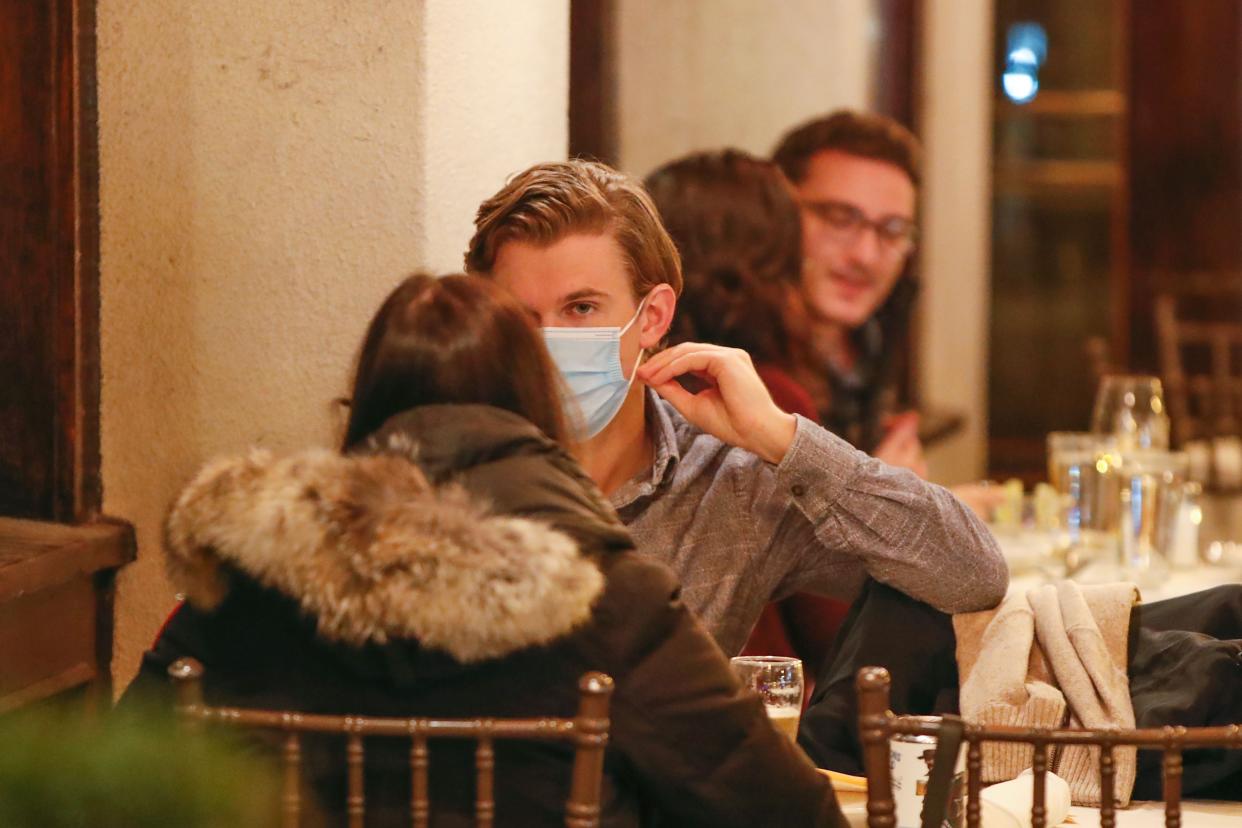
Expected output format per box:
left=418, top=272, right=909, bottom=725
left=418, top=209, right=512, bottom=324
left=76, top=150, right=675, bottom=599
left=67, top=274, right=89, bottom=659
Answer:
left=1003, top=23, right=1047, bottom=104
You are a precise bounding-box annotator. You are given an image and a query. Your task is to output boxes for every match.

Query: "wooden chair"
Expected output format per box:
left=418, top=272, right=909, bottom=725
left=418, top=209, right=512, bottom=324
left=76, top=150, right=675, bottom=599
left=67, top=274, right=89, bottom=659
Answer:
left=1153, top=274, right=1242, bottom=446
left=856, top=666, right=1242, bottom=828
left=168, top=658, right=614, bottom=828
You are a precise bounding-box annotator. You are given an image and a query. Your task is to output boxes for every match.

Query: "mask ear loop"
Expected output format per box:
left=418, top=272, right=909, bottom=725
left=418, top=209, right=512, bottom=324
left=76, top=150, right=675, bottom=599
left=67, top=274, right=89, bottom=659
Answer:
left=618, top=292, right=652, bottom=387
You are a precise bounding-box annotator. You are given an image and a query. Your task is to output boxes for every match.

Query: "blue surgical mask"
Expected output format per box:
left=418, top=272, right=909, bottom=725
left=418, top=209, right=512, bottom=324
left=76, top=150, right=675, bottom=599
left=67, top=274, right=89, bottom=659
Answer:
left=543, top=297, right=648, bottom=439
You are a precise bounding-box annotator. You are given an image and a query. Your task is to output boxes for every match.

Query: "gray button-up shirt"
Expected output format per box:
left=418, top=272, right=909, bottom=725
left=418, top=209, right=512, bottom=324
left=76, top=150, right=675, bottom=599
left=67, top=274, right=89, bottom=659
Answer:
left=609, top=390, right=1008, bottom=655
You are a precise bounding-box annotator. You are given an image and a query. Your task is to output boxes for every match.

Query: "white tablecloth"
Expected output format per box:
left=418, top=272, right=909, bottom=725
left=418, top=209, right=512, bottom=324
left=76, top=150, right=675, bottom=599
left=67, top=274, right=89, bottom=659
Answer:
left=1006, top=560, right=1242, bottom=602
left=837, top=796, right=1242, bottom=828
left=1069, top=800, right=1242, bottom=827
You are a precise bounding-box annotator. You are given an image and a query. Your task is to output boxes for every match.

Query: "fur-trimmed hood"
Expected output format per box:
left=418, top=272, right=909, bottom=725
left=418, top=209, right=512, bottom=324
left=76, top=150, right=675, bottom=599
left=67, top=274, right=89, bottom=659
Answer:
left=164, top=438, right=606, bottom=664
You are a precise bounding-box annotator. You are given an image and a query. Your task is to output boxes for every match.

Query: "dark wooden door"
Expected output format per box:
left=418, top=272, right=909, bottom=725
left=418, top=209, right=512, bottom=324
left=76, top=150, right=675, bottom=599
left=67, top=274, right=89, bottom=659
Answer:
left=987, top=0, right=1129, bottom=481
left=987, top=0, right=1242, bottom=480
left=1127, top=0, right=1242, bottom=372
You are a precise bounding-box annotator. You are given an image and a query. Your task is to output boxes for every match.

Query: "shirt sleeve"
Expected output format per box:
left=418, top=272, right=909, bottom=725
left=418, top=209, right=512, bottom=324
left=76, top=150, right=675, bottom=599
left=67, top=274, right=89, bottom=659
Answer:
left=764, top=415, right=1008, bottom=614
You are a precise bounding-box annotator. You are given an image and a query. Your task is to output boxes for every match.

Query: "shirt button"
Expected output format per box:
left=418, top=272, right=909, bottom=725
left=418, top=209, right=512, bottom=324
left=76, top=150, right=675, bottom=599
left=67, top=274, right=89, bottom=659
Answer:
left=791, top=483, right=806, bottom=497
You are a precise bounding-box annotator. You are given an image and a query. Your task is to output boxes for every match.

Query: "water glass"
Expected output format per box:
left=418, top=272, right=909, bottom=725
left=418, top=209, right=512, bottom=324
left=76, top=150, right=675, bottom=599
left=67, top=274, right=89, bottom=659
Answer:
left=730, top=656, right=803, bottom=742
left=1091, top=375, right=1170, bottom=451
left=1046, top=432, right=1119, bottom=566
left=1117, top=449, right=1189, bottom=583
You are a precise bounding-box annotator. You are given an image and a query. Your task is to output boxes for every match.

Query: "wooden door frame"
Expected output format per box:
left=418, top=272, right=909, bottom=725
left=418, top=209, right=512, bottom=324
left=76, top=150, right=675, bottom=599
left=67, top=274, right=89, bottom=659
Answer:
left=0, top=0, right=133, bottom=711
left=52, top=0, right=103, bottom=523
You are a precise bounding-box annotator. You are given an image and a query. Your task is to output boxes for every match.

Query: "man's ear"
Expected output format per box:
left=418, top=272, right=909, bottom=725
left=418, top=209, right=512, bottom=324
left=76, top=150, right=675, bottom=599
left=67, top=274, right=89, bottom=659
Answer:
left=638, top=283, right=677, bottom=350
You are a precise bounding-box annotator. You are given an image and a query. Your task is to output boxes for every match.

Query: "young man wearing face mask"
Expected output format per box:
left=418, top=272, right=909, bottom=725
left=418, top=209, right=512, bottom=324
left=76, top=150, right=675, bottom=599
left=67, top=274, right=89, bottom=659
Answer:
left=464, top=159, right=1006, bottom=656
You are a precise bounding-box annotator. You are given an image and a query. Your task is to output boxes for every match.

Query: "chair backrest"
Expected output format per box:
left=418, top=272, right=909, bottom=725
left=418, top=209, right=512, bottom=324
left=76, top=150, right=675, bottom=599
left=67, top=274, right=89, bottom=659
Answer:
left=1153, top=273, right=1242, bottom=446
left=168, top=658, right=613, bottom=828
left=855, top=666, right=1242, bottom=828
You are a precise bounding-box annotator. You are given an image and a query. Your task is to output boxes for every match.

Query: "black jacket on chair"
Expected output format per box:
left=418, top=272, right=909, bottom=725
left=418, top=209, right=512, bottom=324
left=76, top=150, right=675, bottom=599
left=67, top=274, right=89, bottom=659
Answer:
left=124, top=404, right=844, bottom=828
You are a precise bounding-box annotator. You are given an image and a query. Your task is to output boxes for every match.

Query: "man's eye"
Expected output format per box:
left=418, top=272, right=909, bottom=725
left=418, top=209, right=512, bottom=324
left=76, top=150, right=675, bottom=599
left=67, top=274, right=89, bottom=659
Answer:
left=878, top=219, right=915, bottom=243
left=821, top=205, right=862, bottom=229
left=569, top=302, right=595, bottom=316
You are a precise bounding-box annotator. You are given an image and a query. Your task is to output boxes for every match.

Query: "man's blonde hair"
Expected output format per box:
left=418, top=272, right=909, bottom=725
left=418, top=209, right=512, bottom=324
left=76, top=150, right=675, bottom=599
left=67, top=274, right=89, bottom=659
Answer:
left=465, top=159, right=683, bottom=299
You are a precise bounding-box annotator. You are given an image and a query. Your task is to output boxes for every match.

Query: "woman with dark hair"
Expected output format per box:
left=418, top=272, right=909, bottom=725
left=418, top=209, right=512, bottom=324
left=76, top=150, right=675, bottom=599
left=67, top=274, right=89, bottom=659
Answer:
left=125, top=273, right=845, bottom=828
left=644, top=150, right=848, bottom=690
left=644, top=149, right=821, bottom=418
left=341, top=272, right=571, bottom=449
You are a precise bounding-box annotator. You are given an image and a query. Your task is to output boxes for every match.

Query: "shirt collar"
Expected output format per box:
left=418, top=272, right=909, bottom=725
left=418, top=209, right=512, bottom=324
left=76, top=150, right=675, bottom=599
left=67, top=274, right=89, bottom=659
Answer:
left=609, top=387, right=681, bottom=510
left=829, top=318, right=885, bottom=387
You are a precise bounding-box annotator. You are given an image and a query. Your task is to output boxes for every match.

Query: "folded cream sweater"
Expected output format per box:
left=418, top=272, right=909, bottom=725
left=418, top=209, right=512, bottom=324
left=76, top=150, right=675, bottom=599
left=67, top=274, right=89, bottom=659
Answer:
left=953, top=581, right=1139, bottom=807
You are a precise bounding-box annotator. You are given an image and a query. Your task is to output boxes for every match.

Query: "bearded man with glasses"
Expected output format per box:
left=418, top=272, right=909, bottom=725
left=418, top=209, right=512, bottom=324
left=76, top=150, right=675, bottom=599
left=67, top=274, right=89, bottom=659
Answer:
left=773, top=111, right=926, bottom=474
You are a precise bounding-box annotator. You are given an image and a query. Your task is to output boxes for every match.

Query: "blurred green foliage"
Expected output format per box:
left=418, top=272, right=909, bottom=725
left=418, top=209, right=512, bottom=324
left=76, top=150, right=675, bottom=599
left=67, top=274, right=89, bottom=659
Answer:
left=0, top=705, right=279, bottom=827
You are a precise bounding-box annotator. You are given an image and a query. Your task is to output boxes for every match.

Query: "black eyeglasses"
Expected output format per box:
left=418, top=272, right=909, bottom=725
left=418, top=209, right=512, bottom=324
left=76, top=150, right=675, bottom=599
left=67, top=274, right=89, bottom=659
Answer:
left=800, top=198, right=917, bottom=254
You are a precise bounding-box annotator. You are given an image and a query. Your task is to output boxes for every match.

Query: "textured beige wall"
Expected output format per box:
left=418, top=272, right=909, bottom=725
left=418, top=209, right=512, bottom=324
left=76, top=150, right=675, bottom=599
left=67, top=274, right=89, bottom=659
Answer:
left=920, top=0, right=994, bottom=483
left=98, top=0, right=568, bottom=692
left=613, top=0, right=873, bottom=177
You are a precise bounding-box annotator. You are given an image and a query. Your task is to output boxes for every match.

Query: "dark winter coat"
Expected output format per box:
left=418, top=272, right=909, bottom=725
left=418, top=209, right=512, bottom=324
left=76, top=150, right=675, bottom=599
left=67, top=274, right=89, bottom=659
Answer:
left=126, top=405, right=844, bottom=827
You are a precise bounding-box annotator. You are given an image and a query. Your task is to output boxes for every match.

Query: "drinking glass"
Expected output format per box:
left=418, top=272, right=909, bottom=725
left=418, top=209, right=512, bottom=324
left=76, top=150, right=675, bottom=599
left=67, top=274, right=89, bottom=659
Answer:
left=1117, top=449, right=1189, bottom=582
left=1045, top=432, right=1119, bottom=571
left=730, top=656, right=803, bottom=742
left=1091, top=375, right=1170, bottom=451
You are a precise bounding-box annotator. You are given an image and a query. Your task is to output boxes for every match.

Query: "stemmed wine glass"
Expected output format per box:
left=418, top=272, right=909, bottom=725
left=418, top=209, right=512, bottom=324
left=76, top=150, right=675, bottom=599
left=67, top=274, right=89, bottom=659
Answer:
left=1091, top=375, right=1169, bottom=451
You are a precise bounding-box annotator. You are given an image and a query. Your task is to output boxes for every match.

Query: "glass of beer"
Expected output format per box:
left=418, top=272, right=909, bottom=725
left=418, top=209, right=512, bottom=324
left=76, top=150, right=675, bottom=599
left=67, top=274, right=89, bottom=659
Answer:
left=730, top=656, right=803, bottom=742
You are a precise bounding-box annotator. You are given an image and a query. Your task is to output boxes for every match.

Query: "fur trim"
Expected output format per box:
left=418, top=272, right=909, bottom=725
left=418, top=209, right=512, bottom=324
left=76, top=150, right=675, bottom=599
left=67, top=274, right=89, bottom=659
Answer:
left=164, top=446, right=604, bottom=662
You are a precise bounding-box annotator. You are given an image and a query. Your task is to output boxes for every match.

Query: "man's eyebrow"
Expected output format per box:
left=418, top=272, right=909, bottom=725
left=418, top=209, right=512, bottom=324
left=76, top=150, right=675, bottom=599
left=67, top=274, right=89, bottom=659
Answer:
left=804, top=198, right=913, bottom=223
left=557, top=288, right=609, bottom=304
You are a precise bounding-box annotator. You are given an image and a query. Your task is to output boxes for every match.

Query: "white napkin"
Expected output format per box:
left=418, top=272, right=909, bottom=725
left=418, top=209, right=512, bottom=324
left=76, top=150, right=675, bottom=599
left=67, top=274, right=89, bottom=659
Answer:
left=980, top=770, right=1072, bottom=828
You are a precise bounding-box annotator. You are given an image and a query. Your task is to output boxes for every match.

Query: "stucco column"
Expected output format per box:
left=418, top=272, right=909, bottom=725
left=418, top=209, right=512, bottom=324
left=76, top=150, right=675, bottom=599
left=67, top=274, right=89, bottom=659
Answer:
left=98, top=0, right=568, bottom=691
left=920, top=0, right=994, bottom=483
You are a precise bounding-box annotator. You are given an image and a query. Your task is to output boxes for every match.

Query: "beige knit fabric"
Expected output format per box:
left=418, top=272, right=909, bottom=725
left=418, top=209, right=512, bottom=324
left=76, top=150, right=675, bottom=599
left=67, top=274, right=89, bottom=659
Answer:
left=954, top=581, right=1140, bottom=807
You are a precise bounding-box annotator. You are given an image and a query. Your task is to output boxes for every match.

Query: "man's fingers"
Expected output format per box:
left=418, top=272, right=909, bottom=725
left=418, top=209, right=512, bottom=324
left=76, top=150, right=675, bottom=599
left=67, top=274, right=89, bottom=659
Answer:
left=648, top=379, right=698, bottom=415
left=638, top=342, right=711, bottom=372
left=637, top=342, right=738, bottom=381
left=640, top=351, right=725, bottom=387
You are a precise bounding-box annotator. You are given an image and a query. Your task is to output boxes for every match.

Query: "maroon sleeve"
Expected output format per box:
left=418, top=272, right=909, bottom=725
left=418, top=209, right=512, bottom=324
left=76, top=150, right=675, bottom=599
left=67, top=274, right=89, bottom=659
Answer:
left=755, top=363, right=819, bottom=421
left=739, top=603, right=798, bottom=660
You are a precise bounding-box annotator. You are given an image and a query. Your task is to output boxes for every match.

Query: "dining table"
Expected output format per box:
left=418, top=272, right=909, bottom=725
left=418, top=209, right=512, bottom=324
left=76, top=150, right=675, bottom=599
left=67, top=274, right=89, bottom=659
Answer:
left=831, top=492, right=1242, bottom=827
left=997, top=491, right=1242, bottom=603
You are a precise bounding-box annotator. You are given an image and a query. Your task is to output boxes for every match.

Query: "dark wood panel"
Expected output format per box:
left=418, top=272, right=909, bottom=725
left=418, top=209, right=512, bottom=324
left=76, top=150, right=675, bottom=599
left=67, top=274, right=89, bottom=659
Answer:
left=0, top=517, right=135, bottom=603
left=569, top=0, right=618, bottom=164
left=1128, top=0, right=1242, bottom=372
left=0, top=0, right=100, bottom=521
left=58, top=0, right=103, bottom=522
left=0, top=1, right=58, bottom=519
left=0, top=0, right=123, bottom=713
left=0, top=576, right=97, bottom=710
left=871, top=0, right=923, bottom=133
left=0, top=517, right=132, bottom=710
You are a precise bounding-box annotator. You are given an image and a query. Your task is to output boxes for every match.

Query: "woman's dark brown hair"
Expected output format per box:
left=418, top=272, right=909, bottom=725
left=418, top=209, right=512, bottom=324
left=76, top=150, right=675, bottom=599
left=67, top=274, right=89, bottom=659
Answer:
left=644, top=149, right=805, bottom=365
left=342, top=273, right=570, bottom=450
